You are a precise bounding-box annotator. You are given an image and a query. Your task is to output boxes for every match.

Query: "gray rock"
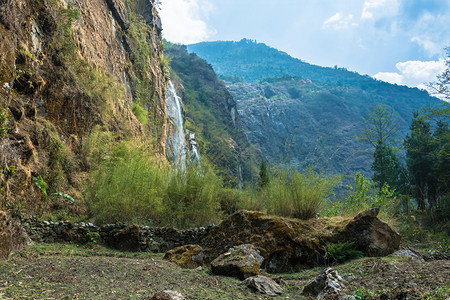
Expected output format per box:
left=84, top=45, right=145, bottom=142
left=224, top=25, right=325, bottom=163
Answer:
left=211, top=244, right=264, bottom=280
left=151, top=290, right=185, bottom=300
left=243, top=275, right=283, bottom=296
left=393, top=249, right=425, bottom=262
left=302, top=268, right=345, bottom=297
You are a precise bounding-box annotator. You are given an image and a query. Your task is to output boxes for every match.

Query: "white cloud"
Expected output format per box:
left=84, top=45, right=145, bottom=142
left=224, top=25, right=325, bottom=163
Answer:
left=361, top=0, right=399, bottom=20
left=323, top=13, right=356, bottom=30
left=412, top=36, right=443, bottom=57
left=373, top=59, right=446, bottom=88
left=159, top=0, right=216, bottom=44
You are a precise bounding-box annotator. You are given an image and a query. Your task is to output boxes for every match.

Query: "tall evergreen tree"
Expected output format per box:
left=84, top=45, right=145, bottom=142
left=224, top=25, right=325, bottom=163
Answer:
left=404, top=113, right=434, bottom=211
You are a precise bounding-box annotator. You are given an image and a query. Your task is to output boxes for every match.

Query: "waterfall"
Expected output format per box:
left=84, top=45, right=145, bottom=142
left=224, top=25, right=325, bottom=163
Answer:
left=166, top=80, right=186, bottom=167
left=189, top=133, right=200, bottom=161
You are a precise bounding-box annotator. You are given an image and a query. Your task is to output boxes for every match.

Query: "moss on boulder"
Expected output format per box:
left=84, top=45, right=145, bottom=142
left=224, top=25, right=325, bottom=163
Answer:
left=164, top=244, right=204, bottom=269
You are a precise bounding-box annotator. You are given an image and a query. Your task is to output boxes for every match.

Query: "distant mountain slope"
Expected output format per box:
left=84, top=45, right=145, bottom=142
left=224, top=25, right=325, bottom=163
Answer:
left=187, top=39, right=443, bottom=182
left=164, top=42, right=259, bottom=184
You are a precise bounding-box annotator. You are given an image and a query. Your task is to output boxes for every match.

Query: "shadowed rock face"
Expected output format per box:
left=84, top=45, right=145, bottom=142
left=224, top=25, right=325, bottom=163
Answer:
left=0, top=211, right=12, bottom=260
left=201, top=210, right=400, bottom=273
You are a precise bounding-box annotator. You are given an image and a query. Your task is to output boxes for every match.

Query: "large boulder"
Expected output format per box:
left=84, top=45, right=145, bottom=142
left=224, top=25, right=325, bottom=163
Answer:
left=210, top=244, right=264, bottom=280
left=338, top=207, right=400, bottom=256
left=0, top=211, right=12, bottom=260
left=201, top=210, right=400, bottom=273
left=164, top=244, right=204, bottom=269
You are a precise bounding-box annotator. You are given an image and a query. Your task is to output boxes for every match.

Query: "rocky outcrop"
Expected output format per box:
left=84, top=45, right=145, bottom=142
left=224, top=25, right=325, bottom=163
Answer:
left=210, top=244, right=264, bottom=280
left=201, top=210, right=400, bottom=273
left=0, top=0, right=168, bottom=213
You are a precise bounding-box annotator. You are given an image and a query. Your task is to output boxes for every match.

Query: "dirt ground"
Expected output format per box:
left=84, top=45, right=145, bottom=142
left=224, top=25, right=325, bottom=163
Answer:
left=0, top=243, right=448, bottom=299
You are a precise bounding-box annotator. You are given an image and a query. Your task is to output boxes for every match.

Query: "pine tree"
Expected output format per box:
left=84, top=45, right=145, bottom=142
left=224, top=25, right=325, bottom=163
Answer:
left=259, top=160, right=269, bottom=189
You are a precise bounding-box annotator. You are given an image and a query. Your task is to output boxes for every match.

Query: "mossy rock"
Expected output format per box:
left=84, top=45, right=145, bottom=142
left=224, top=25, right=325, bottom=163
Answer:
left=164, top=244, right=203, bottom=269
left=201, top=210, right=400, bottom=273
left=0, top=211, right=12, bottom=260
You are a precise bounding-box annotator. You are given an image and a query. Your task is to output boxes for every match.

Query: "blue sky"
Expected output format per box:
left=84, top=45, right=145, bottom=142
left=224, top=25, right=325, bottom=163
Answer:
left=159, top=0, right=450, bottom=89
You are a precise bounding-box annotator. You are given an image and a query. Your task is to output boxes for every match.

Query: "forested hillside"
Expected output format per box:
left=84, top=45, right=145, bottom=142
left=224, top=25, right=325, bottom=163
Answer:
left=188, top=39, right=443, bottom=183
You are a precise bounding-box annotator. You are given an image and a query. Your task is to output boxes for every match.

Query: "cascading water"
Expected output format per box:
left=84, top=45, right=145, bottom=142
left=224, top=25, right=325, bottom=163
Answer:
left=166, top=80, right=187, bottom=167
left=189, top=133, right=200, bottom=161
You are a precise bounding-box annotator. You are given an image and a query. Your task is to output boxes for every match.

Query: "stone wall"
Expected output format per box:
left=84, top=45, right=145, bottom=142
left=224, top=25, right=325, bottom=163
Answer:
left=22, top=217, right=212, bottom=252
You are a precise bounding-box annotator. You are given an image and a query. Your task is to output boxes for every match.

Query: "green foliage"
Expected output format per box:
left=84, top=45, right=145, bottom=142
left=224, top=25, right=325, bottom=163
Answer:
left=32, top=175, right=48, bottom=201
left=132, top=103, right=149, bottom=125
left=325, top=172, right=397, bottom=220
left=324, top=241, right=364, bottom=264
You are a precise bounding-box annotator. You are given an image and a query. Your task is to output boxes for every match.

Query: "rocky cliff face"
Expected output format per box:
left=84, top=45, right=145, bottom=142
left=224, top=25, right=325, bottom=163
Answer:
left=0, top=0, right=168, bottom=212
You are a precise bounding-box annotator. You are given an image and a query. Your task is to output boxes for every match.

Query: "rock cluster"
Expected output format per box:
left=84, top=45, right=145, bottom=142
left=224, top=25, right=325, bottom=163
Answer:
left=22, top=217, right=211, bottom=252
left=301, top=268, right=346, bottom=298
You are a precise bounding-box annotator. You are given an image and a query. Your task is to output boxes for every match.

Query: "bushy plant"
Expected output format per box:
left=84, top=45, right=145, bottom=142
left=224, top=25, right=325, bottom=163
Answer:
left=324, top=241, right=364, bottom=264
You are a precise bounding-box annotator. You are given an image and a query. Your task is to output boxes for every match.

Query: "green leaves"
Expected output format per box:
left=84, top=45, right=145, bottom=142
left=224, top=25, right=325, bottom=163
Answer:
left=325, top=241, right=364, bottom=264
left=32, top=175, right=48, bottom=199
left=52, top=192, right=75, bottom=203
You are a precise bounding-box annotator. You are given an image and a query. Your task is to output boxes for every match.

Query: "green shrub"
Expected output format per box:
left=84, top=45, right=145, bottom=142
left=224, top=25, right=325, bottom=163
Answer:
left=132, top=103, right=149, bottom=125
left=325, top=241, right=364, bottom=264
left=261, top=166, right=341, bottom=219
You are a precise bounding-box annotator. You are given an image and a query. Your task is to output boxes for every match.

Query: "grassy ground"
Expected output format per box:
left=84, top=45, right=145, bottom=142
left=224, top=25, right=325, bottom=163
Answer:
left=0, top=243, right=449, bottom=299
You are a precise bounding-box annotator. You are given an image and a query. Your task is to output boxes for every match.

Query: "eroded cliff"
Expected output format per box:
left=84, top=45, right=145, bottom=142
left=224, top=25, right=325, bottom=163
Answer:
left=0, top=0, right=168, bottom=213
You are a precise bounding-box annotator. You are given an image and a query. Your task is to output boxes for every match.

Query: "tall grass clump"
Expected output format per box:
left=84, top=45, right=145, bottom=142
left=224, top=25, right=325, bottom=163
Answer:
left=243, top=165, right=341, bottom=219
left=86, top=142, right=168, bottom=225
left=164, top=162, right=222, bottom=228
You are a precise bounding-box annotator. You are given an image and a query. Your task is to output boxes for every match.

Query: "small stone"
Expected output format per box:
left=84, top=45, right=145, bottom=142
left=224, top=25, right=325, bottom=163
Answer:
left=151, top=290, right=185, bottom=300
left=243, top=275, right=283, bottom=296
